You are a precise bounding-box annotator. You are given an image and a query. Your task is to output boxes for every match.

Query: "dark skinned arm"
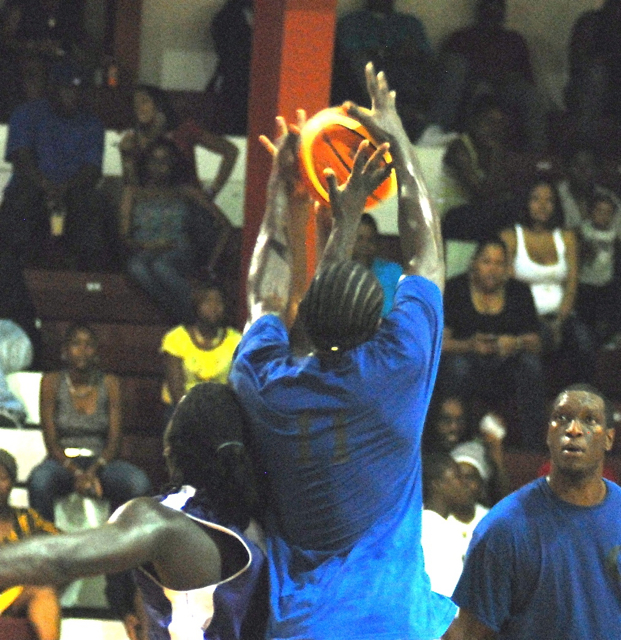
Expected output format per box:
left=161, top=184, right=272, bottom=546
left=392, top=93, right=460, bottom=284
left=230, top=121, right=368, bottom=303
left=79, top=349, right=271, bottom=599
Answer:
left=348, top=63, right=445, bottom=291
left=164, top=353, right=187, bottom=407
left=0, top=498, right=223, bottom=593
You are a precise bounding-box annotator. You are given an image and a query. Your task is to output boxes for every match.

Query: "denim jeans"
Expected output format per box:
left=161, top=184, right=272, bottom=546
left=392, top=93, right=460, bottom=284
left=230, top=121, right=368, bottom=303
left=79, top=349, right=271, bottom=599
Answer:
left=127, top=241, right=196, bottom=325
left=27, top=457, right=152, bottom=522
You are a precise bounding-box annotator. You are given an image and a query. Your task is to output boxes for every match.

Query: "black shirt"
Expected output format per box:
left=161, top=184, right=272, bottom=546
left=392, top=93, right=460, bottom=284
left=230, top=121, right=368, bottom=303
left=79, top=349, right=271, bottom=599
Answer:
left=444, top=273, right=540, bottom=340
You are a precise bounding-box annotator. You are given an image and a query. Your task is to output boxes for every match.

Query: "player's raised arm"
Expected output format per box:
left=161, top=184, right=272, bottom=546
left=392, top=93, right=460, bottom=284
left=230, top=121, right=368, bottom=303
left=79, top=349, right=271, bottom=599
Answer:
left=318, top=139, right=392, bottom=268
left=246, top=113, right=313, bottom=329
left=348, top=63, right=444, bottom=292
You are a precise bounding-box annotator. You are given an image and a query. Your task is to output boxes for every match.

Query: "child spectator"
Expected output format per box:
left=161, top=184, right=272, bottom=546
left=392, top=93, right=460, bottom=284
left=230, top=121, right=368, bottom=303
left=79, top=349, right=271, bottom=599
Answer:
left=119, top=138, right=232, bottom=324
left=27, top=324, right=151, bottom=523
left=0, top=449, right=60, bottom=640
left=161, top=280, right=241, bottom=419
left=576, top=194, right=621, bottom=345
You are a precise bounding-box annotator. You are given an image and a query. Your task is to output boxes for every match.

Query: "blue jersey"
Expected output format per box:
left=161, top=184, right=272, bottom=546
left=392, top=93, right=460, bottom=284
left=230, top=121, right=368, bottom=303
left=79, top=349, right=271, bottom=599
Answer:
left=230, top=275, right=455, bottom=640
left=134, top=487, right=266, bottom=640
left=371, top=257, right=403, bottom=316
left=453, top=477, right=621, bottom=639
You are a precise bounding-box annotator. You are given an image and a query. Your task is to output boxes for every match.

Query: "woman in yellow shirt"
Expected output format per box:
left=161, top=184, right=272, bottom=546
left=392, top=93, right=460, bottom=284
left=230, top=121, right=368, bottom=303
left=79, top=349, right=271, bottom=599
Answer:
left=161, top=281, right=241, bottom=415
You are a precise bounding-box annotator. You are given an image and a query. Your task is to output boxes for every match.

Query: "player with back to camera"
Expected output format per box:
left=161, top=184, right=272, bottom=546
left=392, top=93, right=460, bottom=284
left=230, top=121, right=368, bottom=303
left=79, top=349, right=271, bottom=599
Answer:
left=230, top=63, right=455, bottom=639
left=0, top=383, right=267, bottom=640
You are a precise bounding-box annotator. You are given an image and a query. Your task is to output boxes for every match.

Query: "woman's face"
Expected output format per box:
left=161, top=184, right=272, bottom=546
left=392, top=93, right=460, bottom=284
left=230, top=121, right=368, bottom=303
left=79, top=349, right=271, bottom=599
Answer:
left=134, top=90, right=158, bottom=126
left=528, top=183, right=555, bottom=226
left=65, top=329, right=98, bottom=371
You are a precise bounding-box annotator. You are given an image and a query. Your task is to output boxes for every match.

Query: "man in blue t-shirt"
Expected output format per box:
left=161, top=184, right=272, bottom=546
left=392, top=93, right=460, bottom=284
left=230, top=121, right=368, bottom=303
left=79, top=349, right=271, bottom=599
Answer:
left=447, top=383, right=621, bottom=639
left=0, top=59, right=110, bottom=270
left=230, top=64, right=455, bottom=639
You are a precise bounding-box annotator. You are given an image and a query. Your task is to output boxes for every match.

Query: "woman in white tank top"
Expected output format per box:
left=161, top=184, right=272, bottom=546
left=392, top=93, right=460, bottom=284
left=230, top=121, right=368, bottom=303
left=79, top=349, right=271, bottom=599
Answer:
left=500, top=177, right=596, bottom=383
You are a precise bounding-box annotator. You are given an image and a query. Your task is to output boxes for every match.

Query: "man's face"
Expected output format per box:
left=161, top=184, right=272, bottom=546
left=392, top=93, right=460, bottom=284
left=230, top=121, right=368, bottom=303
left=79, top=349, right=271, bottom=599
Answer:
left=439, top=462, right=471, bottom=511
left=470, top=244, right=508, bottom=293
left=547, top=391, right=614, bottom=476
left=352, top=222, right=379, bottom=268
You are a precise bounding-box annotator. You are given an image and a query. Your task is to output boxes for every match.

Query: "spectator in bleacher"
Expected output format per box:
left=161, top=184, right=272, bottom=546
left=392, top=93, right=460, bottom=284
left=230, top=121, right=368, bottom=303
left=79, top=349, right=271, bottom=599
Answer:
left=421, top=452, right=468, bottom=599
left=352, top=213, right=402, bottom=316
left=423, top=394, right=511, bottom=506
left=0, top=0, right=89, bottom=117
left=448, top=440, right=491, bottom=560
left=556, top=147, right=621, bottom=234
left=575, top=194, right=621, bottom=347
left=27, top=324, right=151, bottom=523
left=439, top=97, right=540, bottom=236
left=0, top=448, right=61, bottom=640
left=0, top=59, right=111, bottom=271
left=207, top=0, right=253, bottom=136
left=119, top=138, right=233, bottom=325
left=500, top=176, right=598, bottom=385
left=0, top=247, right=39, bottom=429
left=161, top=280, right=241, bottom=419
left=565, top=0, right=621, bottom=145
left=120, top=84, right=239, bottom=198
left=438, top=238, right=546, bottom=450
left=434, top=0, right=548, bottom=153
left=331, top=0, right=441, bottom=138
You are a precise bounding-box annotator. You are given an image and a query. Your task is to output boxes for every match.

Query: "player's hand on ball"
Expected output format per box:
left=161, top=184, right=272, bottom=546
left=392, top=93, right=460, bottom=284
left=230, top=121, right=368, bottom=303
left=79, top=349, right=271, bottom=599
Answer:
left=325, top=139, right=392, bottom=222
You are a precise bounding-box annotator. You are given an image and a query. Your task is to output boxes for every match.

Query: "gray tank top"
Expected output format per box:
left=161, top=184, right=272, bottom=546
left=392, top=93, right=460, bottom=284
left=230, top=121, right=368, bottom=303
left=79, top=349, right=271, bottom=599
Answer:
left=55, top=371, right=109, bottom=455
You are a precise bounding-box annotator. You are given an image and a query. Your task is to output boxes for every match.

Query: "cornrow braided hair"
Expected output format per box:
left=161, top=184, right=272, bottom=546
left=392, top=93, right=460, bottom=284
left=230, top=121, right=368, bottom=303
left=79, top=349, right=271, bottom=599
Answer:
left=299, top=260, right=384, bottom=354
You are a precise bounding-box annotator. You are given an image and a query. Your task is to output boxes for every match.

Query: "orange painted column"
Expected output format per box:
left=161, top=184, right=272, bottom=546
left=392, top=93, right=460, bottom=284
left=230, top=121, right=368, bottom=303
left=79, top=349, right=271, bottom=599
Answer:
left=238, top=0, right=337, bottom=325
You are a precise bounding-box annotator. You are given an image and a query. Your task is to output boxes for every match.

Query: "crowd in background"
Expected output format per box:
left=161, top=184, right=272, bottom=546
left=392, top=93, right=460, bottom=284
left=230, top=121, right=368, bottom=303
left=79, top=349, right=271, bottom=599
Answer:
left=0, top=1, right=620, bottom=637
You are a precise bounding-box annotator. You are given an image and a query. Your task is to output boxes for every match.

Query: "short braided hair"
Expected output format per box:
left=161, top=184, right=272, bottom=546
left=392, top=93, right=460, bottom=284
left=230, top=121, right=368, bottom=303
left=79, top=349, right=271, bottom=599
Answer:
left=299, top=260, right=384, bottom=354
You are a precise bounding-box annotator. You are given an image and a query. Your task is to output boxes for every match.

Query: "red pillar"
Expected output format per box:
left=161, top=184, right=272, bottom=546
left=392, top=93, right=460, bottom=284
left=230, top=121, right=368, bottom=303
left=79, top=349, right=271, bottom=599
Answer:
left=238, top=0, right=337, bottom=325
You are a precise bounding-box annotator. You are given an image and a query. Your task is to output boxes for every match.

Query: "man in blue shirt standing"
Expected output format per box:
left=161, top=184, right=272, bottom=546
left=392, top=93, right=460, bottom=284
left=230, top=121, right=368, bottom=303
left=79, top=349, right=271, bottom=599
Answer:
left=230, top=63, right=455, bottom=639
left=0, top=59, right=109, bottom=270
left=447, top=383, right=621, bottom=639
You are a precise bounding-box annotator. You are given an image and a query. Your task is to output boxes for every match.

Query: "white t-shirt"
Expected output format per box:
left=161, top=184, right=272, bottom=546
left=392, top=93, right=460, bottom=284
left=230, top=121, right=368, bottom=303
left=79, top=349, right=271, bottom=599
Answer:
left=447, top=503, right=490, bottom=562
left=421, top=509, right=465, bottom=597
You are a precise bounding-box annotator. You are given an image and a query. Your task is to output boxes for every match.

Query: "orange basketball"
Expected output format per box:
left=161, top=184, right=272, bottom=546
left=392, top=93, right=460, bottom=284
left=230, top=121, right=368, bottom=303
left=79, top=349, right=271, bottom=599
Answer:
left=298, top=107, right=397, bottom=208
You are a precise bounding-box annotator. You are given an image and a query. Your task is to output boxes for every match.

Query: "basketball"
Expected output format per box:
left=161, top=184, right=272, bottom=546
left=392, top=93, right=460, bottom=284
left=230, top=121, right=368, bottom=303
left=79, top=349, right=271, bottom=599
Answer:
left=298, top=107, right=397, bottom=208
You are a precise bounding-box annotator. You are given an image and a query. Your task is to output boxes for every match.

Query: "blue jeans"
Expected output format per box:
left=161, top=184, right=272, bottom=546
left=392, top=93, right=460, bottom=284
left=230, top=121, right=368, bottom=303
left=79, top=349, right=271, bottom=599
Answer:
left=27, top=457, right=152, bottom=522
left=127, top=242, right=196, bottom=324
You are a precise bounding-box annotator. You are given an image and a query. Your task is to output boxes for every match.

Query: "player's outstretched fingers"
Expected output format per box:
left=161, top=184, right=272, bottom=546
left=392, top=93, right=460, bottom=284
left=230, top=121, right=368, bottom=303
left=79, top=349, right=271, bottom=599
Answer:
left=349, top=140, right=371, bottom=182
